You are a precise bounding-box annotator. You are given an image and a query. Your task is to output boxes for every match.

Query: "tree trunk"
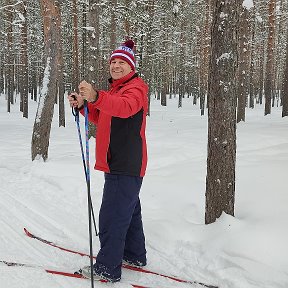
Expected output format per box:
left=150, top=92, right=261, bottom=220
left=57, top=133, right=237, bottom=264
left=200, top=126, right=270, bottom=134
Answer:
left=199, top=0, right=211, bottom=116
left=237, top=7, right=249, bottom=123
left=110, top=0, right=117, bottom=51
left=20, top=0, right=29, bottom=118
left=31, top=0, right=61, bottom=161
left=143, top=0, right=155, bottom=115
left=31, top=66, right=38, bottom=102
left=124, top=0, right=131, bottom=36
left=264, top=0, right=276, bottom=115
left=55, top=1, right=65, bottom=127
left=178, top=12, right=186, bottom=108
left=205, top=0, right=239, bottom=224
left=86, top=0, right=101, bottom=138
left=87, top=0, right=100, bottom=85
left=81, top=2, right=88, bottom=80
left=0, top=53, right=4, bottom=94
left=248, top=9, right=256, bottom=109
left=161, top=32, right=168, bottom=107
left=72, top=0, right=80, bottom=90
left=281, top=25, right=288, bottom=117
left=274, top=0, right=284, bottom=108
left=258, top=24, right=265, bottom=105
left=6, top=0, right=14, bottom=112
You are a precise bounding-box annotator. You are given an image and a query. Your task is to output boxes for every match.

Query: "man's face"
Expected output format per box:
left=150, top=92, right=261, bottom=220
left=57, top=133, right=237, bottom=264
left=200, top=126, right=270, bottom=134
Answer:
left=110, top=58, right=132, bottom=80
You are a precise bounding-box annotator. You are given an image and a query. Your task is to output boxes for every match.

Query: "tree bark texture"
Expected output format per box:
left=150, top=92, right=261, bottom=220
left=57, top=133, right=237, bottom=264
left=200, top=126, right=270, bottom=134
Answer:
left=199, top=0, right=211, bottom=116
left=264, top=0, right=276, bottom=115
left=281, top=25, right=288, bottom=117
left=110, top=0, right=117, bottom=52
left=87, top=0, right=101, bottom=138
left=124, top=0, right=131, bottom=36
left=72, top=0, right=79, bottom=90
left=205, top=0, right=239, bottom=224
left=31, top=0, right=61, bottom=161
left=6, top=0, right=14, bottom=112
left=237, top=7, right=250, bottom=123
left=178, top=14, right=186, bottom=108
left=258, top=22, right=265, bottom=105
left=81, top=2, right=88, bottom=80
left=143, top=0, right=155, bottom=115
left=20, top=0, right=29, bottom=119
left=248, top=10, right=256, bottom=109
left=55, top=1, right=65, bottom=127
left=0, top=54, right=4, bottom=94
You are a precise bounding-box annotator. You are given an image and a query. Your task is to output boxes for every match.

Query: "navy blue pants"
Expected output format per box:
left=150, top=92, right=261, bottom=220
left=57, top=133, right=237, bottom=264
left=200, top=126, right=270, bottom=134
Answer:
left=93, top=173, right=146, bottom=281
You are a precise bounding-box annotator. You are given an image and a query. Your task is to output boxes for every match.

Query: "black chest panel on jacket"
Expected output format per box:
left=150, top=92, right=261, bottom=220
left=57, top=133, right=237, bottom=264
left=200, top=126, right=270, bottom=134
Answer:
left=108, top=109, right=143, bottom=176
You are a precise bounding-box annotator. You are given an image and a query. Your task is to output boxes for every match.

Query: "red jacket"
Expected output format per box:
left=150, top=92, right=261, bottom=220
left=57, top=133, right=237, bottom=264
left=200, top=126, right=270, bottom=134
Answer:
left=82, top=71, right=148, bottom=177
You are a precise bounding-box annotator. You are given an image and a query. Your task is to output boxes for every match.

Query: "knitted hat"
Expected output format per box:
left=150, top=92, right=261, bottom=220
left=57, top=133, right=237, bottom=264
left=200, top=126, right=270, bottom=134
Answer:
left=110, top=40, right=136, bottom=71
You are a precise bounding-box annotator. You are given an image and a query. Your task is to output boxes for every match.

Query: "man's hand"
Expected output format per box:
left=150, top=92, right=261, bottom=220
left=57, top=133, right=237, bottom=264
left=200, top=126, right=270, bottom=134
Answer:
left=67, top=92, right=84, bottom=109
left=79, top=80, right=98, bottom=102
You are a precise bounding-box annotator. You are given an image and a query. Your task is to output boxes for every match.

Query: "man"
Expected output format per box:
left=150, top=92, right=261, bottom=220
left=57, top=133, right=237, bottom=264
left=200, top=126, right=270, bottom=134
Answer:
left=68, top=39, right=148, bottom=283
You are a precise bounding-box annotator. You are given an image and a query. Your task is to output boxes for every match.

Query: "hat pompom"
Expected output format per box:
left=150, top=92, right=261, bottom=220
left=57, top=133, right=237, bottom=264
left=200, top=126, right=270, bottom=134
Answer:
left=124, top=39, right=134, bottom=50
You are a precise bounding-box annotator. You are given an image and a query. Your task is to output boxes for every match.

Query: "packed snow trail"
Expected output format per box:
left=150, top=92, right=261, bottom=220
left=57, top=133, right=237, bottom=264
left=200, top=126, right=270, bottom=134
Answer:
left=24, top=227, right=218, bottom=288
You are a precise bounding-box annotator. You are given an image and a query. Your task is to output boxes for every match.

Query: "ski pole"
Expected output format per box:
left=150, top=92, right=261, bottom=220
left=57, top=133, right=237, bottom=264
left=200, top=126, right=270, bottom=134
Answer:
left=83, top=100, right=95, bottom=287
left=72, top=101, right=98, bottom=238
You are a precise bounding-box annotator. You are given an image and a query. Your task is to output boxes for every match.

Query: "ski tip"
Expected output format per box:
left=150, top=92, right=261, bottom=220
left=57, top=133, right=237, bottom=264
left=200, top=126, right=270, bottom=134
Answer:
left=23, top=228, right=31, bottom=237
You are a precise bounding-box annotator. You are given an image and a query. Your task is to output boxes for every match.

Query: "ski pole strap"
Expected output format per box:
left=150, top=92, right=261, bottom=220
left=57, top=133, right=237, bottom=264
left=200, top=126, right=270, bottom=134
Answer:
left=75, top=112, right=88, bottom=179
left=72, top=106, right=78, bottom=118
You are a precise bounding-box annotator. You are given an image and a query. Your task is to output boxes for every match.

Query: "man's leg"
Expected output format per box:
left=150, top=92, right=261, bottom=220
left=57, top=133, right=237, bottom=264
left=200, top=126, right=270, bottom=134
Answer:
left=124, top=198, right=146, bottom=266
left=94, top=173, right=143, bottom=281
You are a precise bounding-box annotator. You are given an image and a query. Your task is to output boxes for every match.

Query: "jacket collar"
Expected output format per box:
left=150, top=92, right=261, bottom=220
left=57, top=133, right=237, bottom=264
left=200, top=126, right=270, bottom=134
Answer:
left=109, top=71, right=138, bottom=88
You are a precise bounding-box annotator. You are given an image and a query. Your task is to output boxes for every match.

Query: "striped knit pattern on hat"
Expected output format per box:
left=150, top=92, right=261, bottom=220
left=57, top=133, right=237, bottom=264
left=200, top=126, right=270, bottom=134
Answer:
left=110, top=40, right=136, bottom=71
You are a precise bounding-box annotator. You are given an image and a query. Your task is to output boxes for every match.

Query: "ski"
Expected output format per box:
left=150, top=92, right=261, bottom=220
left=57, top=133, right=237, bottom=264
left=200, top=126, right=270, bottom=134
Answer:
left=0, top=260, right=149, bottom=288
left=24, top=228, right=218, bottom=288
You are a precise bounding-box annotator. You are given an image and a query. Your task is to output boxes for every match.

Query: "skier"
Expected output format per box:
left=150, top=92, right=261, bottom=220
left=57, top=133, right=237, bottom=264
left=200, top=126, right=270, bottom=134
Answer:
left=68, top=39, right=148, bottom=283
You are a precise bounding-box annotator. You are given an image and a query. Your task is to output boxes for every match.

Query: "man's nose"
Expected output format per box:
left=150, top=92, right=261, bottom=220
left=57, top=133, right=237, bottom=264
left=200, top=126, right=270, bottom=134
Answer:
left=113, top=62, right=120, bottom=67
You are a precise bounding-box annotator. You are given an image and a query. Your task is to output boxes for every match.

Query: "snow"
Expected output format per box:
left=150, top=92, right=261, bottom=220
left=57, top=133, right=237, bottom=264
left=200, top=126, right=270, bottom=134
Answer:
left=16, top=12, right=25, bottom=22
left=0, top=95, right=288, bottom=288
left=84, top=27, right=95, bottom=32
left=35, top=57, right=51, bottom=123
left=219, top=12, right=228, bottom=19
left=0, top=1, right=22, bottom=11
left=216, top=53, right=231, bottom=64
left=243, top=0, right=254, bottom=10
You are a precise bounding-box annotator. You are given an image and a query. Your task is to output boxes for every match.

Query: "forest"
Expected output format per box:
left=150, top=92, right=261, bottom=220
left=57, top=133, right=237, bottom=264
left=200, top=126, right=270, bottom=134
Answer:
left=1, top=0, right=288, bottom=121
left=0, top=3, right=287, bottom=287
left=0, top=0, right=287, bottom=223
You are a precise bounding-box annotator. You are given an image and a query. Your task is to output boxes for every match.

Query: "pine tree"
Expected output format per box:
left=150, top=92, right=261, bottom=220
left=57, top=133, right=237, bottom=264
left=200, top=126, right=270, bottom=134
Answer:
left=31, top=0, right=62, bottom=161
left=205, top=0, right=239, bottom=224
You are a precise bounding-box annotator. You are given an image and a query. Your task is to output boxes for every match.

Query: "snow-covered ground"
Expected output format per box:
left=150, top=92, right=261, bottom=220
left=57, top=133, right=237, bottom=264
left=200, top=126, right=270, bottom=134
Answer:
left=0, top=95, right=287, bottom=288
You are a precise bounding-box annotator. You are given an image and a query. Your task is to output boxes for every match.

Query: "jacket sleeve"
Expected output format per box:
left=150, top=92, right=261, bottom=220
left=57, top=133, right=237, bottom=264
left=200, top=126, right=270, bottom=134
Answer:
left=94, top=85, right=146, bottom=118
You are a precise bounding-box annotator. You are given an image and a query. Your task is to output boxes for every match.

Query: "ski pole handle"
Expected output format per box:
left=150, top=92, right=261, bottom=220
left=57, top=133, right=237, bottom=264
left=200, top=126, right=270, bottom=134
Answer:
left=71, top=94, right=79, bottom=117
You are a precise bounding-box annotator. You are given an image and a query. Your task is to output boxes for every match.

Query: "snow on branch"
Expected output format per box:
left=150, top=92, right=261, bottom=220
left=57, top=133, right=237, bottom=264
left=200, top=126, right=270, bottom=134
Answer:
left=0, top=1, right=22, bottom=11
left=242, top=0, right=254, bottom=10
